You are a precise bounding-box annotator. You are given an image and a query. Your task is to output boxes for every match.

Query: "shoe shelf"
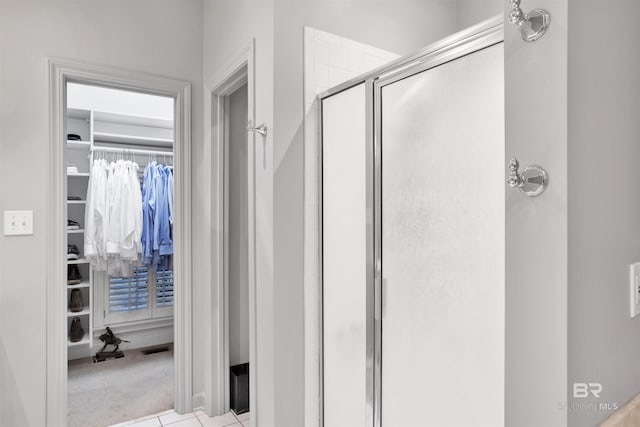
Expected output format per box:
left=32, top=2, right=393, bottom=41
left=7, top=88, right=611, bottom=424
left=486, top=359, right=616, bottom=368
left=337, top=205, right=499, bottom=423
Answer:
left=67, top=307, right=91, bottom=317
left=66, top=120, right=93, bottom=357
left=68, top=281, right=91, bottom=289
left=68, top=337, right=91, bottom=347
left=66, top=140, right=91, bottom=148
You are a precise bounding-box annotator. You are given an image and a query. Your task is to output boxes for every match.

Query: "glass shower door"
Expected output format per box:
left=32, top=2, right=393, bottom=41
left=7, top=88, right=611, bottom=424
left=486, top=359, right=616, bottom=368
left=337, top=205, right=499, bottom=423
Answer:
left=379, top=43, right=505, bottom=426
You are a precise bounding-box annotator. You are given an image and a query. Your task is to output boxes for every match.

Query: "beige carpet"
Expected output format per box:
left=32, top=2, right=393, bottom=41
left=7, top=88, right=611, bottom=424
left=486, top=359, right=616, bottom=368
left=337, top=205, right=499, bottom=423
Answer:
left=68, top=345, right=174, bottom=427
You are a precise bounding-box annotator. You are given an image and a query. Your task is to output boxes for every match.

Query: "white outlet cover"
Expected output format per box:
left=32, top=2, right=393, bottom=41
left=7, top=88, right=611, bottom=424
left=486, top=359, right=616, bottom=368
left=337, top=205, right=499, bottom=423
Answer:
left=3, top=210, right=34, bottom=236
left=630, top=262, right=640, bottom=318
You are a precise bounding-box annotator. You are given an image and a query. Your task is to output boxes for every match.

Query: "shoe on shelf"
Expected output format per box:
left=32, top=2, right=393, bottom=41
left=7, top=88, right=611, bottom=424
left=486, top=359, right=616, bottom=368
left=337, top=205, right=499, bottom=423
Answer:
left=67, top=195, right=82, bottom=201
left=69, top=289, right=84, bottom=312
left=67, top=244, right=80, bottom=260
left=67, top=220, right=80, bottom=230
left=69, top=317, right=84, bottom=342
left=67, top=264, right=82, bottom=285
left=67, top=163, right=79, bottom=174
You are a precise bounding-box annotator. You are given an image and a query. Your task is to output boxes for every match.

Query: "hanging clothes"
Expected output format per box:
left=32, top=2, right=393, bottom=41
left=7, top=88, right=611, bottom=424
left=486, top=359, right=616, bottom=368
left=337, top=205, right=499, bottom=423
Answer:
left=85, top=159, right=143, bottom=277
left=141, top=161, right=174, bottom=271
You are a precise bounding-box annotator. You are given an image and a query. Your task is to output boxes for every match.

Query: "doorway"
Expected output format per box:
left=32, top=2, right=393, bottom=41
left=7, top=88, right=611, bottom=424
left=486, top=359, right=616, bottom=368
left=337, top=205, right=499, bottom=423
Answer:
left=65, top=82, right=176, bottom=426
left=225, top=80, right=251, bottom=416
left=47, top=59, right=192, bottom=427
left=205, top=42, right=258, bottom=423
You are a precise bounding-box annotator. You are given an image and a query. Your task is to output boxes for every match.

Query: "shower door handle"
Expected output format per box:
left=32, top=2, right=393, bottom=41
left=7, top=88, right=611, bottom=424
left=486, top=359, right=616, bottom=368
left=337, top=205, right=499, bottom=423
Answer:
left=507, top=158, right=549, bottom=197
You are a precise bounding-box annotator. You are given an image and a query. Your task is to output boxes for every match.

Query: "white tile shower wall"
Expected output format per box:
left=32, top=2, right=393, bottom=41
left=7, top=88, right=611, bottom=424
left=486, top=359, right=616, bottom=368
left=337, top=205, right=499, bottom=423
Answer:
left=302, top=26, right=399, bottom=427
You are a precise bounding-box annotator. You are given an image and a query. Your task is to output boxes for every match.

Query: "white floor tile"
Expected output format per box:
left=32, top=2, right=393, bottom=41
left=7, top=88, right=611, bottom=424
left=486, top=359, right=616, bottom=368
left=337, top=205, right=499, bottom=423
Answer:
left=165, top=417, right=202, bottom=427
left=198, top=411, right=239, bottom=427
left=109, top=420, right=136, bottom=427
left=160, top=411, right=197, bottom=425
left=151, top=409, right=176, bottom=418
left=235, top=412, right=250, bottom=422
left=130, top=418, right=161, bottom=427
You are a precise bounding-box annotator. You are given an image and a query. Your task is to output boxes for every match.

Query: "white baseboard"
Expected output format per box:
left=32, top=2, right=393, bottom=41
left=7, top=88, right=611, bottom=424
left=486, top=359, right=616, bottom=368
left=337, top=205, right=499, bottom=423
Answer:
left=192, top=392, right=205, bottom=413
left=68, top=323, right=173, bottom=360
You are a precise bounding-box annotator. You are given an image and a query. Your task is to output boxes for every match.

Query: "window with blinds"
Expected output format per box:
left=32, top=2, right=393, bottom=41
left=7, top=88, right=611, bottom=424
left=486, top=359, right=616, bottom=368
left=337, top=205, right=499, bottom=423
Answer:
left=109, top=268, right=150, bottom=312
left=105, top=267, right=173, bottom=324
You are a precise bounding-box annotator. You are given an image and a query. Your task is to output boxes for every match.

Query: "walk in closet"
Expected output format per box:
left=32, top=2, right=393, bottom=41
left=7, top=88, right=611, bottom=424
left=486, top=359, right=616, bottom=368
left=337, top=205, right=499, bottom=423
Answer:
left=65, top=83, right=177, bottom=427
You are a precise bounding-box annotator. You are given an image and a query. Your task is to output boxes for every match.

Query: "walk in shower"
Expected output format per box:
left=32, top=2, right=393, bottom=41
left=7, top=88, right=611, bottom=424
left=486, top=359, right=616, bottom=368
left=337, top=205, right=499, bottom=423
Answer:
left=321, top=17, right=505, bottom=427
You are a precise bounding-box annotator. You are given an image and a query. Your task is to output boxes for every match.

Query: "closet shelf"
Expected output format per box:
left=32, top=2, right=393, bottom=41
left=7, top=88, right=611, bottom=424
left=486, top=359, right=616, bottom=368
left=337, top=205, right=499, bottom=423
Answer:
left=67, top=172, right=90, bottom=178
left=93, top=131, right=173, bottom=146
left=67, top=281, right=90, bottom=289
left=67, top=258, right=89, bottom=265
left=67, top=140, right=91, bottom=148
left=67, top=229, right=85, bottom=234
left=67, top=337, right=91, bottom=347
left=67, top=308, right=90, bottom=317
left=67, top=200, right=87, bottom=205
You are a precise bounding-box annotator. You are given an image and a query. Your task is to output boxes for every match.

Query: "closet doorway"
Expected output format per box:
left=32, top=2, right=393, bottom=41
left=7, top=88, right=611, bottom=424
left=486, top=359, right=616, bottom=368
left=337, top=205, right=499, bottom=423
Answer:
left=224, top=81, right=250, bottom=416
left=47, top=60, right=192, bottom=427
left=205, top=41, right=258, bottom=422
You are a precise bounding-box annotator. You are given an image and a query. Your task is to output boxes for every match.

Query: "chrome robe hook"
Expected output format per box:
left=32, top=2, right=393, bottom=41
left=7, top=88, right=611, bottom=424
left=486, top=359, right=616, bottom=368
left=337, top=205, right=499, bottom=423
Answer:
left=509, top=0, right=551, bottom=42
left=247, top=121, right=268, bottom=137
left=507, top=158, right=549, bottom=197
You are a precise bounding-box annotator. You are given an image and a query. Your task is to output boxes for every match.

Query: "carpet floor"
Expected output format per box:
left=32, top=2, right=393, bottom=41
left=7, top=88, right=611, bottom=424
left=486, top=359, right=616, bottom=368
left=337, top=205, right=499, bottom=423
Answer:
left=68, top=344, right=174, bottom=427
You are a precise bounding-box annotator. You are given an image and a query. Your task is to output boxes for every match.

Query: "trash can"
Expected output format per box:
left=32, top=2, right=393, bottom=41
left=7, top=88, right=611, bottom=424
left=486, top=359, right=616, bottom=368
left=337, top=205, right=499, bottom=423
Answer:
left=230, top=363, right=249, bottom=414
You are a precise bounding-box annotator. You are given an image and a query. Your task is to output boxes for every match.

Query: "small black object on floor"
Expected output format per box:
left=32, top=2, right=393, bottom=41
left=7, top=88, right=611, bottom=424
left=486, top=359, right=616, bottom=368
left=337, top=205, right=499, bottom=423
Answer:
left=93, top=351, right=124, bottom=363
left=93, top=327, right=130, bottom=363
left=230, top=362, right=250, bottom=414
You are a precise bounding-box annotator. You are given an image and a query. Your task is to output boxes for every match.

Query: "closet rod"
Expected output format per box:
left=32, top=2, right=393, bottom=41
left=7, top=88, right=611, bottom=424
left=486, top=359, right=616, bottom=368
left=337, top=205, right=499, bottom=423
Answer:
left=91, top=146, right=173, bottom=157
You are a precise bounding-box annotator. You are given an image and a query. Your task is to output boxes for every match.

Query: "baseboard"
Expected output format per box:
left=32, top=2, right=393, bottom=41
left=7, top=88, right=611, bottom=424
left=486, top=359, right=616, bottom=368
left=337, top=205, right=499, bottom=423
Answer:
left=192, top=392, right=205, bottom=413
left=68, top=323, right=173, bottom=360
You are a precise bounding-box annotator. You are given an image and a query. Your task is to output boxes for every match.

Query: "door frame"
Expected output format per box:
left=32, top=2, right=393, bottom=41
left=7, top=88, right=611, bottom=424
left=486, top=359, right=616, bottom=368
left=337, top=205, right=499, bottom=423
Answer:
left=47, top=59, right=193, bottom=426
left=204, top=39, right=258, bottom=418
left=315, top=16, right=503, bottom=427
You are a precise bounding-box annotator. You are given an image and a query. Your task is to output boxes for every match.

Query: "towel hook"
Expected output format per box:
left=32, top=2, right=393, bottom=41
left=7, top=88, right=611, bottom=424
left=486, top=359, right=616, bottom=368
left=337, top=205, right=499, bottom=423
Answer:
left=247, top=120, right=268, bottom=137
left=507, top=158, right=549, bottom=197
left=509, top=0, right=551, bottom=42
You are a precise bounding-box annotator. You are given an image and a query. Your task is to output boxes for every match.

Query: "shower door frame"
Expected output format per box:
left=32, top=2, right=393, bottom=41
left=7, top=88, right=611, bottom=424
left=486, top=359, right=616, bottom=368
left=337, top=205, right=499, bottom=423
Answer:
left=318, top=15, right=503, bottom=427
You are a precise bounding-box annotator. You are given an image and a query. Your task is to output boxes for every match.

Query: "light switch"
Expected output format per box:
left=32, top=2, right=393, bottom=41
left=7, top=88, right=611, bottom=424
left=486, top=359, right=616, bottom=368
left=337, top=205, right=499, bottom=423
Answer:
left=3, top=210, right=33, bottom=236
left=630, top=263, right=640, bottom=318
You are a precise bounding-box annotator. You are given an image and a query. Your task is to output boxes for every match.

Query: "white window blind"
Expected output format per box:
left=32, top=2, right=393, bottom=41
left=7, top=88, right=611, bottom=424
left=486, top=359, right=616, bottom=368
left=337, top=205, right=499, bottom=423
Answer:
left=155, top=269, right=174, bottom=308
left=109, top=268, right=149, bottom=312
left=104, top=267, right=174, bottom=324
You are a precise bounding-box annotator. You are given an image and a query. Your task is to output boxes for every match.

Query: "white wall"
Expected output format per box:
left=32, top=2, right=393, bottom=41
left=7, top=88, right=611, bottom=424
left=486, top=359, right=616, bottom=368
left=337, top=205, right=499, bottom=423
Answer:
left=67, top=83, right=174, bottom=120
left=567, top=1, right=640, bottom=426
left=228, top=84, right=250, bottom=367
left=505, top=1, right=568, bottom=426
left=0, top=1, right=203, bottom=425
left=455, top=0, right=504, bottom=29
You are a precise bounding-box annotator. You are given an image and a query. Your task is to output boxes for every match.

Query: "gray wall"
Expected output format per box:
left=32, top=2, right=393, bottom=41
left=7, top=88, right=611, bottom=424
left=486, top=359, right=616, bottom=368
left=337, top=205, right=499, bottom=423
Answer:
left=0, top=1, right=203, bottom=425
left=272, top=2, right=458, bottom=426
left=455, top=0, right=504, bottom=29
left=568, top=1, right=640, bottom=425
left=505, top=0, right=568, bottom=426
left=228, top=84, right=250, bottom=367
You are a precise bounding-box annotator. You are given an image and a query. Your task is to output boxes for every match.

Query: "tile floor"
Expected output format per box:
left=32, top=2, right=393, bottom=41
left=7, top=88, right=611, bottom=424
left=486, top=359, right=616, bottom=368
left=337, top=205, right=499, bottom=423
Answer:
left=109, top=409, right=251, bottom=427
